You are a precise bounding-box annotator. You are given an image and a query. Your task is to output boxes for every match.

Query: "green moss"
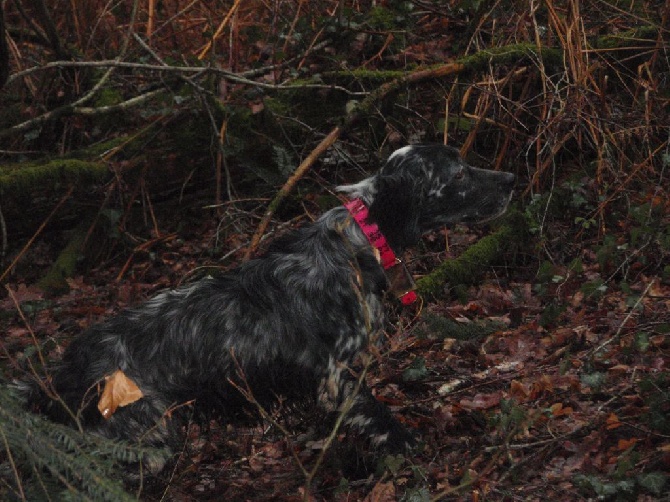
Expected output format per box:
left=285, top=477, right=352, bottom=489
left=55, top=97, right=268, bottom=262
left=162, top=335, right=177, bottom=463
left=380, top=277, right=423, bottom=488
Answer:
left=416, top=210, right=527, bottom=298
left=321, top=68, right=412, bottom=82
left=0, top=158, right=109, bottom=196
left=93, top=87, right=123, bottom=108
left=459, top=43, right=564, bottom=72
left=37, top=228, right=87, bottom=294
left=593, top=25, right=658, bottom=50
left=419, top=313, right=506, bottom=341
left=416, top=227, right=511, bottom=296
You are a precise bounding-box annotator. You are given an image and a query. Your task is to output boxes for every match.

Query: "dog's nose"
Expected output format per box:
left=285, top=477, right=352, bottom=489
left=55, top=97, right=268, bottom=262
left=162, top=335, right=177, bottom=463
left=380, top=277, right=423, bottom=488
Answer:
left=501, top=171, right=515, bottom=188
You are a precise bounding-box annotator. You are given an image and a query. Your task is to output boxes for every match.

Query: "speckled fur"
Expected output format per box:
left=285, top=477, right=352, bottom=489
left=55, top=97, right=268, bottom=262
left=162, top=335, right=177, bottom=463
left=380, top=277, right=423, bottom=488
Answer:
left=21, top=144, right=515, bottom=470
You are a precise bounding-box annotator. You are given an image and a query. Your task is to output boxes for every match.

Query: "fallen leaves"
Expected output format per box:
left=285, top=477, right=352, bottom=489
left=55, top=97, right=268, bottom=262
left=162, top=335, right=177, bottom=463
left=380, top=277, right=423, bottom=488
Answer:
left=549, top=402, right=573, bottom=418
left=363, top=480, right=395, bottom=502
left=2, top=177, right=668, bottom=502
left=459, top=392, right=501, bottom=411
left=97, top=369, right=144, bottom=419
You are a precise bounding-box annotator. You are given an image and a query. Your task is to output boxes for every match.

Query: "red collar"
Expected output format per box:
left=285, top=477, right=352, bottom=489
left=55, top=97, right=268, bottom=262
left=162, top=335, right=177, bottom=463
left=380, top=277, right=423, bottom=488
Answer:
left=344, top=199, right=417, bottom=305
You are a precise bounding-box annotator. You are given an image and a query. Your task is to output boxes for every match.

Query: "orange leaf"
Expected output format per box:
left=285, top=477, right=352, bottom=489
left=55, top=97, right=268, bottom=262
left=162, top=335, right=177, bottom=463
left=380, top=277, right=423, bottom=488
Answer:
left=509, top=379, right=530, bottom=400
left=605, top=413, right=621, bottom=430
left=617, top=438, right=637, bottom=451
left=97, top=369, right=144, bottom=420
left=459, top=392, right=501, bottom=410
left=363, top=480, right=396, bottom=502
left=550, top=402, right=573, bottom=417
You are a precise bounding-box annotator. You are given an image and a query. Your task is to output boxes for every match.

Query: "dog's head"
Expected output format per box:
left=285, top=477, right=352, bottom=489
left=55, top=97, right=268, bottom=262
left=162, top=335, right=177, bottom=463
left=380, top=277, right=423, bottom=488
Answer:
left=338, top=144, right=515, bottom=251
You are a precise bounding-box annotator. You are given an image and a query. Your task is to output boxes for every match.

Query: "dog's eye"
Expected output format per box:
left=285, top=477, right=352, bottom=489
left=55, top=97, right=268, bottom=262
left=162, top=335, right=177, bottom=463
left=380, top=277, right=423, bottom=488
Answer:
left=454, top=168, right=465, bottom=180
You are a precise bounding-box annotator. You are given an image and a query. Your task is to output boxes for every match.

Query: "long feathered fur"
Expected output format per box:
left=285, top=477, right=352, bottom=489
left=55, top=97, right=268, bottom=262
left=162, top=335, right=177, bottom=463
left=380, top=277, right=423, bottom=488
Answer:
left=21, top=144, right=515, bottom=472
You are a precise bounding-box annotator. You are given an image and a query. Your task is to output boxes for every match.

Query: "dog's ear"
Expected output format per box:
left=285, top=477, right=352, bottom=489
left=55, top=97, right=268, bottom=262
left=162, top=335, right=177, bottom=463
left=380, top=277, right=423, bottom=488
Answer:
left=336, top=177, right=377, bottom=204
left=368, top=172, right=422, bottom=252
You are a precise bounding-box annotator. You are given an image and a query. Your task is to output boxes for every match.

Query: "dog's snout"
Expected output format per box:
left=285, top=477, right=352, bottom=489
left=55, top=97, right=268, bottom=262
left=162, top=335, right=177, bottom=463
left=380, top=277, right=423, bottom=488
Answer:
left=501, top=171, right=515, bottom=189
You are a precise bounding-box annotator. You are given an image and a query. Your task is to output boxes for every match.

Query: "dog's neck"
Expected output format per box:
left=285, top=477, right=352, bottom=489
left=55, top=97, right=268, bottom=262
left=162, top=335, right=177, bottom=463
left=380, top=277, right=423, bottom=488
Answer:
left=344, top=199, right=417, bottom=305
left=337, top=175, right=422, bottom=253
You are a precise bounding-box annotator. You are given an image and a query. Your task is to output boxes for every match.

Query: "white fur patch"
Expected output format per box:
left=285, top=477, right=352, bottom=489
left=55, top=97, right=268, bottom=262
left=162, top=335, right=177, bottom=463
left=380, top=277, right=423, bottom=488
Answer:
left=336, top=178, right=376, bottom=201
left=388, top=145, right=413, bottom=161
left=346, top=414, right=373, bottom=429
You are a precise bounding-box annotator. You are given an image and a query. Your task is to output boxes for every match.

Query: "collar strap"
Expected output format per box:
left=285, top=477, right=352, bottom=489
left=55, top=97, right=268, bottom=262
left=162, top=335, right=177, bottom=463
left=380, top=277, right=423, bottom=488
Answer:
left=344, top=199, right=417, bottom=305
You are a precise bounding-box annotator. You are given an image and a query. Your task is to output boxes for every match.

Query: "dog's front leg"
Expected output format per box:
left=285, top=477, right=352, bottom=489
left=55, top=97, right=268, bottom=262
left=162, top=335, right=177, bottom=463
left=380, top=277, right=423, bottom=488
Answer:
left=317, top=356, right=416, bottom=452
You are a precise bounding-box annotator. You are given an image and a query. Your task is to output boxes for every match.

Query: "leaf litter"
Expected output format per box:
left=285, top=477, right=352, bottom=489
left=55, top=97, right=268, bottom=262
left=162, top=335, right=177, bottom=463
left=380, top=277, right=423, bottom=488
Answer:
left=3, top=211, right=667, bottom=500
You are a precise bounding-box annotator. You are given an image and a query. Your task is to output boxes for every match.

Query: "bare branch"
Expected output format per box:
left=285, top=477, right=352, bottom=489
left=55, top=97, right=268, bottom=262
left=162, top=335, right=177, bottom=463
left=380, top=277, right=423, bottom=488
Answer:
left=6, top=57, right=357, bottom=93
left=72, top=88, right=165, bottom=116
left=245, top=62, right=465, bottom=259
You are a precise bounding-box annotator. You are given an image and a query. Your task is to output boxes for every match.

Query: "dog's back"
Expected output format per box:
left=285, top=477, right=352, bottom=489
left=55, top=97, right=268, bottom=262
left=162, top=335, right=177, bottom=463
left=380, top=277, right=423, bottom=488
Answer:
left=21, top=144, right=514, bottom=468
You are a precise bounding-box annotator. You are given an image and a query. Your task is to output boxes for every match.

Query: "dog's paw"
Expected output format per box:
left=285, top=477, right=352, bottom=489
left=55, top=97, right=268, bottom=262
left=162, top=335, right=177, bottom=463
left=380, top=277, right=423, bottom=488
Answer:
left=372, top=422, right=419, bottom=454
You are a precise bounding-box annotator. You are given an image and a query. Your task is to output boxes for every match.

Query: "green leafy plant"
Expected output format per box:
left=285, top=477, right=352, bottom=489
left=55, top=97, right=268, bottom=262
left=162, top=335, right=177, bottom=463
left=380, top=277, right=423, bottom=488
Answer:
left=491, top=398, right=529, bottom=437
left=575, top=469, right=667, bottom=499
left=574, top=442, right=666, bottom=499
left=639, top=372, right=670, bottom=434
left=0, top=385, right=170, bottom=501
left=402, top=356, right=428, bottom=382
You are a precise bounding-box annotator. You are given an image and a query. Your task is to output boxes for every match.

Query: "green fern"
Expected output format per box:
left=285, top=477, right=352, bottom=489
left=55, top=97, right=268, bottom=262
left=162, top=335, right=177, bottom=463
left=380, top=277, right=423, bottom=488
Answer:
left=0, top=384, right=170, bottom=501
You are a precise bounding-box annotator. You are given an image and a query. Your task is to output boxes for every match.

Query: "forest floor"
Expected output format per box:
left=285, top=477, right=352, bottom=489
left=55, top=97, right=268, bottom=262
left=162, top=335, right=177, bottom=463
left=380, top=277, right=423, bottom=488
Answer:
left=2, top=196, right=668, bottom=500
left=1, top=0, right=669, bottom=500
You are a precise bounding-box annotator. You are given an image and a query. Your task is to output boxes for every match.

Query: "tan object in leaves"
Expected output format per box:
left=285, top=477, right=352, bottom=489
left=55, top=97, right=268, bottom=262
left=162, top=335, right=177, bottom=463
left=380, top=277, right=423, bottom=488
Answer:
left=97, top=369, right=144, bottom=419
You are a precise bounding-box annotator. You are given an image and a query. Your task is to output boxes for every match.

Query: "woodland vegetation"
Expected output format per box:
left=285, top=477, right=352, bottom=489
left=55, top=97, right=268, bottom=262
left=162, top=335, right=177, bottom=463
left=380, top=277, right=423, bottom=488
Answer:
left=0, top=0, right=669, bottom=500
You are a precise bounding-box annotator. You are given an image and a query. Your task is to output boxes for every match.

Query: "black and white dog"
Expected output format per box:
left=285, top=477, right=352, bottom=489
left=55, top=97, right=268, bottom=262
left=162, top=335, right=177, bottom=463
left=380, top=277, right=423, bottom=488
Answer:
left=23, top=144, right=514, bottom=470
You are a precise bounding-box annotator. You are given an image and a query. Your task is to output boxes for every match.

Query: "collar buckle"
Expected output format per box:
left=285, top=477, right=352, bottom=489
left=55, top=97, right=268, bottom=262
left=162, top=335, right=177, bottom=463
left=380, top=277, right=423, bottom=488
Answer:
left=385, top=258, right=418, bottom=305
left=344, top=199, right=418, bottom=305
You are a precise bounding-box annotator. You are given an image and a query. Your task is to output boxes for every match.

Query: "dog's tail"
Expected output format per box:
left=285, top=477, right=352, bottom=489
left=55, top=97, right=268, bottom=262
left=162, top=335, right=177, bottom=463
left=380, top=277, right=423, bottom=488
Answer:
left=15, top=375, right=67, bottom=425
left=16, top=364, right=100, bottom=427
left=14, top=376, right=48, bottom=411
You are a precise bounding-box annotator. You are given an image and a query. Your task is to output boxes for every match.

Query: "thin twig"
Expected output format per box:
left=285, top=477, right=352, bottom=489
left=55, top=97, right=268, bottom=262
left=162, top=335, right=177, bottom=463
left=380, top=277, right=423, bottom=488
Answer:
left=0, top=186, right=74, bottom=284
left=0, top=202, right=7, bottom=263
left=1, top=0, right=141, bottom=139
left=589, top=279, right=655, bottom=358
left=73, top=88, right=165, bottom=115
left=0, top=427, right=26, bottom=501
left=6, top=37, right=332, bottom=86
left=244, top=127, right=342, bottom=259
left=226, top=352, right=310, bottom=479
left=30, top=0, right=68, bottom=59
left=196, top=0, right=244, bottom=60
left=4, top=285, right=83, bottom=431
left=6, top=58, right=356, bottom=93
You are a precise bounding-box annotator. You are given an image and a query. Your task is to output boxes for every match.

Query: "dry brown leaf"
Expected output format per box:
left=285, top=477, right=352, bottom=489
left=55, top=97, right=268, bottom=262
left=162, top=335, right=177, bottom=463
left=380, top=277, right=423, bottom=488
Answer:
left=617, top=438, right=638, bottom=451
left=608, top=364, right=630, bottom=374
left=460, top=392, right=501, bottom=410
left=509, top=379, right=530, bottom=400
left=550, top=402, right=573, bottom=417
left=97, top=369, right=144, bottom=419
left=363, top=480, right=395, bottom=502
left=605, top=413, right=622, bottom=430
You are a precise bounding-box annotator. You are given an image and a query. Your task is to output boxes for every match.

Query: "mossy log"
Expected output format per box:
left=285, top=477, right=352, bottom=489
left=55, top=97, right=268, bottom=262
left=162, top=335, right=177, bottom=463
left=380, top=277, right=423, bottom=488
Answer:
left=416, top=211, right=527, bottom=298
left=0, top=158, right=109, bottom=196
left=0, top=136, right=129, bottom=199
left=37, top=224, right=88, bottom=294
